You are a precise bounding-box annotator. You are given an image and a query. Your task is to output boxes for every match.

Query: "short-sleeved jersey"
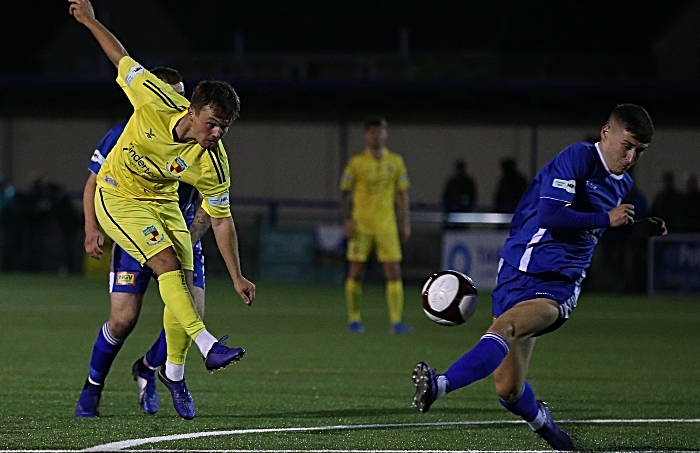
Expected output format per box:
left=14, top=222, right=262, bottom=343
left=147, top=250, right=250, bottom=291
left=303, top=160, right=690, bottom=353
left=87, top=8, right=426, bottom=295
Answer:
left=340, top=148, right=410, bottom=233
left=499, top=141, right=632, bottom=282
left=95, top=56, right=231, bottom=218
left=89, top=121, right=199, bottom=241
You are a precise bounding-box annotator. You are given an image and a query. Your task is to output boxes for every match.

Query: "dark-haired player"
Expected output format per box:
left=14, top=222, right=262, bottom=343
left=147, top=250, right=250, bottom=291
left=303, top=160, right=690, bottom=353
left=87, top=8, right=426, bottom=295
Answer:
left=70, top=0, right=254, bottom=420
left=412, top=104, right=667, bottom=451
left=77, top=69, right=211, bottom=418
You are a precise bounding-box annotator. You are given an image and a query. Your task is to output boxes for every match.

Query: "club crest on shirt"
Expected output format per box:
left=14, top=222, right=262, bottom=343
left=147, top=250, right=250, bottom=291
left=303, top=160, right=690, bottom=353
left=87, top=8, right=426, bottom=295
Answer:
left=142, top=225, right=164, bottom=246
left=116, top=272, right=136, bottom=286
left=166, top=156, right=188, bottom=178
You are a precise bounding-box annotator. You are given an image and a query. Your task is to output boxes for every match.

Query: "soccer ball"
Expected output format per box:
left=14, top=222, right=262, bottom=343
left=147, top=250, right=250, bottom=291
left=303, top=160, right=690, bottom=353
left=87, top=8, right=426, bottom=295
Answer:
left=421, top=270, right=478, bottom=326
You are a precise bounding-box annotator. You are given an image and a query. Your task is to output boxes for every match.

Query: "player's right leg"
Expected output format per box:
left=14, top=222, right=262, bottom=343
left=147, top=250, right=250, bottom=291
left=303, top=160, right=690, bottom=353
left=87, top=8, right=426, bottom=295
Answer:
left=345, top=231, right=370, bottom=333
left=411, top=261, right=562, bottom=414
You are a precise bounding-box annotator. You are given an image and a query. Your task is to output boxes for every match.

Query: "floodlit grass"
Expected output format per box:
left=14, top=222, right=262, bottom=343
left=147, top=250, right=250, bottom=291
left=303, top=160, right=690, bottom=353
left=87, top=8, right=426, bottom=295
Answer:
left=0, top=273, right=699, bottom=451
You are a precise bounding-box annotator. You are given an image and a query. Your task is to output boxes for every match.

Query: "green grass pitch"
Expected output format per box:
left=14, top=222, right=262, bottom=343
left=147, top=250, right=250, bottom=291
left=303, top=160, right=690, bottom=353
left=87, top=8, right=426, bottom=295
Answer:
left=0, top=273, right=699, bottom=451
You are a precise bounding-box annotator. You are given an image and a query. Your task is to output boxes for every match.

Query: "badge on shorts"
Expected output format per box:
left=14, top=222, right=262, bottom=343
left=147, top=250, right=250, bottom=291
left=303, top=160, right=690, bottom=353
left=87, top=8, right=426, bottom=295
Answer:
left=143, top=225, right=165, bottom=246
left=116, top=272, right=136, bottom=286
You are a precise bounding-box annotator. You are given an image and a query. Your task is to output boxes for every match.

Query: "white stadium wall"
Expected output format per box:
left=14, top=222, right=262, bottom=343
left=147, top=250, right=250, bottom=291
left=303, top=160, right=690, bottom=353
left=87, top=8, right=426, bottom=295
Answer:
left=0, top=118, right=697, bottom=208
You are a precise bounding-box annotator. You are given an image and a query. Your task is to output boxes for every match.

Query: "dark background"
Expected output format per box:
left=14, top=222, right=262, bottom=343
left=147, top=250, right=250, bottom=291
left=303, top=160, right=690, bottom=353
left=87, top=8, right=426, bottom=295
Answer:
left=2, top=1, right=699, bottom=125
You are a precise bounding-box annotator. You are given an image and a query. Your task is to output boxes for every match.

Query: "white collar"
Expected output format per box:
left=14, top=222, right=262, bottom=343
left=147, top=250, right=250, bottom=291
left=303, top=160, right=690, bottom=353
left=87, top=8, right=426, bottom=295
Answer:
left=595, top=142, right=625, bottom=180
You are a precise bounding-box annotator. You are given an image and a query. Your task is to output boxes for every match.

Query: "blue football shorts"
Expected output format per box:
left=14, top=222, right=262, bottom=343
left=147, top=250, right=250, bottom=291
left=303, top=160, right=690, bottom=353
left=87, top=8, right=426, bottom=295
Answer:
left=109, top=241, right=205, bottom=294
left=492, top=259, right=582, bottom=336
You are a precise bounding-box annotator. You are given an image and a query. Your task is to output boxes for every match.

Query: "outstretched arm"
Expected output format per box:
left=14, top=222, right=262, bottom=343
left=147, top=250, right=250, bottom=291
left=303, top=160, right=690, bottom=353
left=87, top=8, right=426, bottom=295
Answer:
left=69, top=0, right=128, bottom=67
left=211, top=215, right=255, bottom=306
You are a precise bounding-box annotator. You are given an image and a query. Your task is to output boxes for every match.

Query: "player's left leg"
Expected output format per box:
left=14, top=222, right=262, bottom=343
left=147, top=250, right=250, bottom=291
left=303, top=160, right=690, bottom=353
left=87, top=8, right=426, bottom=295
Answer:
left=495, top=340, right=576, bottom=451
left=377, top=230, right=411, bottom=334
left=381, top=261, right=412, bottom=334
left=132, top=255, right=205, bottom=415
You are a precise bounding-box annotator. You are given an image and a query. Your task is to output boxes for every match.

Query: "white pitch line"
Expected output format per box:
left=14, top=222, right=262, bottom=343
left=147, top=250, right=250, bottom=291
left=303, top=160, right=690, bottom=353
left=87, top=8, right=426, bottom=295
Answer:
left=81, top=418, right=700, bottom=452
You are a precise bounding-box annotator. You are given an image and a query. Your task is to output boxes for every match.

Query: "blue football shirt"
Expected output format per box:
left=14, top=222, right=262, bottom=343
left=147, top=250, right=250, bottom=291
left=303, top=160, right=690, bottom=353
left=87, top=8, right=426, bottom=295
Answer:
left=499, top=141, right=632, bottom=281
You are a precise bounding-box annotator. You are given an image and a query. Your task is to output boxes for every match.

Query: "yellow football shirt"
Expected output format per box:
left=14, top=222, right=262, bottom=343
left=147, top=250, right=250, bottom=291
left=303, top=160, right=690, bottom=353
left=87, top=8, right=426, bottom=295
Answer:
left=340, top=148, right=410, bottom=233
left=96, top=56, right=232, bottom=218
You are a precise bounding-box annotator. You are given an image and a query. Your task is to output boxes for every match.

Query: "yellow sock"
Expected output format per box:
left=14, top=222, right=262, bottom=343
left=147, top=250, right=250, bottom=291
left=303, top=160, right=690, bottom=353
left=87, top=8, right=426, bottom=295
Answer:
left=386, top=280, right=404, bottom=325
left=163, top=306, right=191, bottom=365
left=157, top=270, right=205, bottom=340
left=345, top=279, right=362, bottom=323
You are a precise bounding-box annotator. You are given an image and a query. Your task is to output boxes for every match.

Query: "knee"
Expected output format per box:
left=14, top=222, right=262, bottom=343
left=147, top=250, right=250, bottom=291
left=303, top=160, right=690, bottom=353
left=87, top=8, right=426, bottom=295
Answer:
left=495, top=380, right=523, bottom=403
left=108, top=317, right=137, bottom=340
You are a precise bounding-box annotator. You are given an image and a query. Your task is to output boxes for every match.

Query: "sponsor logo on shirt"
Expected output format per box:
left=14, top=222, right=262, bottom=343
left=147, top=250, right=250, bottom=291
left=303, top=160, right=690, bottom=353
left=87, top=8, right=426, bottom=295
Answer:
left=125, top=64, right=145, bottom=86
left=166, top=156, right=189, bottom=179
left=124, top=142, right=159, bottom=180
left=208, top=193, right=230, bottom=207
left=116, top=272, right=136, bottom=286
left=586, top=181, right=598, bottom=191
left=552, top=179, right=576, bottom=194
left=142, top=225, right=165, bottom=246
left=103, top=175, right=118, bottom=187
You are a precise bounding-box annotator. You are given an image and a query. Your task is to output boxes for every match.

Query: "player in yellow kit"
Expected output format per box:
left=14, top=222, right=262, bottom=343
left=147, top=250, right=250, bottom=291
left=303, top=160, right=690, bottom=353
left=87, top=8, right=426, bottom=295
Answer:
left=340, top=117, right=413, bottom=334
left=70, top=0, right=254, bottom=420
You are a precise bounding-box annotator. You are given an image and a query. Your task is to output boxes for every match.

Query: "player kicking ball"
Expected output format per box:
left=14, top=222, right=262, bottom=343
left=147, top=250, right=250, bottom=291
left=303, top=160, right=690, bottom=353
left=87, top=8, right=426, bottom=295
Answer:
left=411, top=104, right=667, bottom=451
left=69, top=0, right=255, bottom=420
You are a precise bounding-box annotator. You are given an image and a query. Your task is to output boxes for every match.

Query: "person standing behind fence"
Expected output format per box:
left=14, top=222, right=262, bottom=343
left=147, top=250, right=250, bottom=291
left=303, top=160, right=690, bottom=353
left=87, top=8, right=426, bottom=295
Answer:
left=494, top=157, right=529, bottom=214
left=679, top=172, right=700, bottom=232
left=650, top=170, right=683, bottom=232
left=442, top=159, right=477, bottom=214
left=340, top=117, right=413, bottom=335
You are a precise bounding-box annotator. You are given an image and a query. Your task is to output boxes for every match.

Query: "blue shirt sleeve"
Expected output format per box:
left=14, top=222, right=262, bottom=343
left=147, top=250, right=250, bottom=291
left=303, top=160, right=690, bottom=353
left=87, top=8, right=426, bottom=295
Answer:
left=538, top=197, right=610, bottom=230
left=538, top=143, right=590, bottom=205
left=87, top=122, right=126, bottom=175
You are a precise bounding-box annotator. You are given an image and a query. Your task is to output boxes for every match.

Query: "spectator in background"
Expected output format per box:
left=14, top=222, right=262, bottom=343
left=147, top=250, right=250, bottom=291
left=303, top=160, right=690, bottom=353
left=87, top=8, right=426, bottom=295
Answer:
left=442, top=159, right=477, bottom=214
left=650, top=171, right=683, bottom=232
left=494, top=158, right=529, bottom=214
left=680, top=172, right=700, bottom=232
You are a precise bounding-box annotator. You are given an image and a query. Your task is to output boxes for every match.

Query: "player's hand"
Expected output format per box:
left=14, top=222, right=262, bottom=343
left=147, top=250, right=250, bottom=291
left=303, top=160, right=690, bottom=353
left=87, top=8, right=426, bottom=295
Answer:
left=233, top=276, right=255, bottom=306
left=633, top=217, right=668, bottom=237
left=608, top=203, right=635, bottom=227
left=342, top=218, right=355, bottom=239
left=84, top=228, right=104, bottom=259
left=68, top=0, right=96, bottom=25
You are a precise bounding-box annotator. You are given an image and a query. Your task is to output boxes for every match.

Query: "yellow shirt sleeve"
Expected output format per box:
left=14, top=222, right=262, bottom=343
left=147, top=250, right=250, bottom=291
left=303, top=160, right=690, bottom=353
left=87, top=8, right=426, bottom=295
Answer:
left=197, top=144, right=232, bottom=218
left=116, top=56, right=187, bottom=111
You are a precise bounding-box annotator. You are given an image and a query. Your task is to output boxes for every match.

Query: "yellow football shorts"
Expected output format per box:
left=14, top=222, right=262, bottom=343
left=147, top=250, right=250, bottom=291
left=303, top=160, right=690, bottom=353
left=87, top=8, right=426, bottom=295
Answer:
left=95, top=188, right=194, bottom=270
left=346, top=227, right=402, bottom=263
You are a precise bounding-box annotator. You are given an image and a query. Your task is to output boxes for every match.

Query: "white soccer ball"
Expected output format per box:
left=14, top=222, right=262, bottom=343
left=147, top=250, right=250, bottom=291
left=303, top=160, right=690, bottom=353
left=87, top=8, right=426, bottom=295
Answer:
left=421, top=270, right=478, bottom=326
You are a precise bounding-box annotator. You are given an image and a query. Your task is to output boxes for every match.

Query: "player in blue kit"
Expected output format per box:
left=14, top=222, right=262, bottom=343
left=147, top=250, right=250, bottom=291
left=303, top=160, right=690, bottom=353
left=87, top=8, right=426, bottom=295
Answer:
left=76, top=68, right=210, bottom=418
left=411, top=104, right=667, bottom=451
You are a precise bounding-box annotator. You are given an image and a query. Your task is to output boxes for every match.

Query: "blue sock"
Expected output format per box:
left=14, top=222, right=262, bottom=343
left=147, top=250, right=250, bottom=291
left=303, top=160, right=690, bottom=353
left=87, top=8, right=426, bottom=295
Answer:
left=87, top=322, right=123, bottom=386
left=144, top=329, right=167, bottom=369
left=499, top=381, right=539, bottom=422
left=443, top=333, right=509, bottom=391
